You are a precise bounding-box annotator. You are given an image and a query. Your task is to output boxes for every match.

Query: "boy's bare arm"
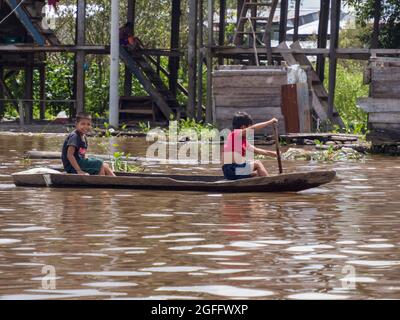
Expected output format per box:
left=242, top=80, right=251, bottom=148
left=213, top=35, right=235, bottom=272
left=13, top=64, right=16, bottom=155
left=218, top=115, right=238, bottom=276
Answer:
left=246, top=118, right=278, bottom=132
left=67, top=146, right=88, bottom=175
left=248, top=144, right=277, bottom=157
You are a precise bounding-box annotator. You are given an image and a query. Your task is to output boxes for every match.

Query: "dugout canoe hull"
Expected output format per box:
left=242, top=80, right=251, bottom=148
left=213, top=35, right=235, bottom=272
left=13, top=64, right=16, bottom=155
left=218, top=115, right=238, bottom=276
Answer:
left=12, top=170, right=336, bottom=193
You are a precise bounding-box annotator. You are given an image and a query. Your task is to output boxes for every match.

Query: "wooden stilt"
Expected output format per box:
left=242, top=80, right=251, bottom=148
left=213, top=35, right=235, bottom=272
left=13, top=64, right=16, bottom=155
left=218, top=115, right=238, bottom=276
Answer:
left=39, top=64, right=46, bottom=120
left=124, top=0, right=135, bottom=96
left=293, top=0, right=301, bottom=42
left=0, top=66, right=4, bottom=119
left=169, top=0, right=181, bottom=98
left=279, top=0, right=288, bottom=43
left=328, top=0, right=341, bottom=123
left=197, top=0, right=204, bottom=121
left=206, top=0, right=214, bottom=124
left=218, top=0, right=226, bottom=65
left=188, top=0, right=198, bottom=119
left=316, top=0, right=329, bottom=82
left=74, top=0, right=86, bottom=114
left=371, top=0, right=381, bottom=49
left=24, top=54, right=34, bottom=124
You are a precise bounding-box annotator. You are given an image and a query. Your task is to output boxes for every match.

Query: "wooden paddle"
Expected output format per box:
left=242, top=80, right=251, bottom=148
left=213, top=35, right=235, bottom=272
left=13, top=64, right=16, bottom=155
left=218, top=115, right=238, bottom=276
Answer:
left=273, top=123, right=283, bottom=174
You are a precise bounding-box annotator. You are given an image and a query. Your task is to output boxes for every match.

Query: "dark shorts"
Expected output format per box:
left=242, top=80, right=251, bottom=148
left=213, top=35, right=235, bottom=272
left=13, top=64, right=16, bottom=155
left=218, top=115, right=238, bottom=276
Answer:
left=65, top=157, right=104, bottom=175
left=222, top=163, right=253, bottom=181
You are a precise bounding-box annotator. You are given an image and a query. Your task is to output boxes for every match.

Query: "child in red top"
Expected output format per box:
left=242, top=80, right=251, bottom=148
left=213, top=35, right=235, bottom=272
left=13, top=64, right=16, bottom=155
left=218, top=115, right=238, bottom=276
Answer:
left=222, top=112, right=278, bottom=180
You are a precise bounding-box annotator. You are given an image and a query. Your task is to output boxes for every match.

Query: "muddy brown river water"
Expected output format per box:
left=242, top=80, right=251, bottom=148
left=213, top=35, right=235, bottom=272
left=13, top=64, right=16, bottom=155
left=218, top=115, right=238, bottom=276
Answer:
left=0, top=133, right=399, bottom=300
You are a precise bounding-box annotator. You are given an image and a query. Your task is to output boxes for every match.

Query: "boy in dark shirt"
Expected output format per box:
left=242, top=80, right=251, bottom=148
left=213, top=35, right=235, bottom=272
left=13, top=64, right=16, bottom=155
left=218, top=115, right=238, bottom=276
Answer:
left=61, top=113, right=115, bottom=176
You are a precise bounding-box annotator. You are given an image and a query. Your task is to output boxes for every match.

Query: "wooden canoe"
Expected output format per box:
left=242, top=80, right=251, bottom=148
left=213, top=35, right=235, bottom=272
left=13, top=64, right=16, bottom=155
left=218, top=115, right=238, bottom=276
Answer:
left=12, top=170, right=336, bottom=193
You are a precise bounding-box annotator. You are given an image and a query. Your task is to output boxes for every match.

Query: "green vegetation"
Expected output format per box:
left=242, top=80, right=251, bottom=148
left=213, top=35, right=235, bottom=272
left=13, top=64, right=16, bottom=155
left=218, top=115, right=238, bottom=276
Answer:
left=325, top=61, right=369, bottom=135
left=111, top=151, right=143, bottom=173
left=345, top=0, right=400, bottom=48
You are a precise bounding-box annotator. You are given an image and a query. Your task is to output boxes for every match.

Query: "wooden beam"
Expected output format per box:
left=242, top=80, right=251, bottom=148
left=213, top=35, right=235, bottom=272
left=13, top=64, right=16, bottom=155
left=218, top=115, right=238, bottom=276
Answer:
left=169, top=0, right=181, bottom=97
left=188, top=0, right=198, bottom=119
left=74, top=0, right=86, bottom=114
left=206, top=0, right=214, bottom=124
left=316, top=0, right=330, bottom=82
left=293, top=0, right=301, bottom=42
left=371, top=0, right=381, bottom=49
left=39, top=64, right=46, bottom=120
left=218, top=0, right=226, bottom=65
left=328, top=0, right=341, bottom=123
left=279, top=0, right=288, bottom=43
left=124, top=0, right=136, bottom=96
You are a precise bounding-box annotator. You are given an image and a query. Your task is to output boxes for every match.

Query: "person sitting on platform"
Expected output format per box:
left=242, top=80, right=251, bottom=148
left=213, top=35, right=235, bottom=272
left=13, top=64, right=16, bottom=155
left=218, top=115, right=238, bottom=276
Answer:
left=119, top=22, right=143, bottom=50
left=222, top=112, right=278, bottom=180
left=61, top=112, right=115, bottom=177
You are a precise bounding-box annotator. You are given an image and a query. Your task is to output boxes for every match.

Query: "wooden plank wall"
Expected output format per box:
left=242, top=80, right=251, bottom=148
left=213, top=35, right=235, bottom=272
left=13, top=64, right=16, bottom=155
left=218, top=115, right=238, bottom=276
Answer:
left=359, top=58, right=400, bottom=145
left=213, top=67, right=287, bottom=135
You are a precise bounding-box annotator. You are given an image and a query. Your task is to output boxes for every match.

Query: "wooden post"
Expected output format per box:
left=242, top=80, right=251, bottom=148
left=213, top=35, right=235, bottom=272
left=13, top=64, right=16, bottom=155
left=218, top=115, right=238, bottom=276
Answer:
left=206, top=0, right=214, bottom=124
left=236, top=0, right=244, bottom=46
left=39, top=64, right=46, bottom=120
left=74, top=0, right=86, bottom=114
left=218, top=0, right=226, bottom=65
left=279, top=0, right=288, bottom=43
left=197, top=0, right=204, bottom=121
left=371, top=0, right=381, bottom=49
left=169, top=0, right=181, bottom=97
left=109, top=0, right=120, bottom=127
left=124, top=0, right=135, bottom=97
left=24, top=54, right=34, bottom=124
left=188, top=0, right=198, bottom=119
left=316, top=0, right=329, bottom=82
left=0, top=66, right=4, bottom=119
left=328, top=0, right=341, bottom=122
left=293, top=0, right=301, bottom=42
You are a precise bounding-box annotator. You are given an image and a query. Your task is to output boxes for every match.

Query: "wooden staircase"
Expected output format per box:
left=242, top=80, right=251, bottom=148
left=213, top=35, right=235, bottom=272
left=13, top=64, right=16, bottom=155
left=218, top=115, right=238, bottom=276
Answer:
left=120, top=46, right=180, bottom=120
left=233, top=0, right=279, bottom=64
left=5, top=0, right=60, bottom=45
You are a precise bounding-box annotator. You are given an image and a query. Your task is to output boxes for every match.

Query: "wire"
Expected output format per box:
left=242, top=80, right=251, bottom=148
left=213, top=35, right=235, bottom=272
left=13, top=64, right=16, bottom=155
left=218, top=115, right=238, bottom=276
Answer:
left=0, top=0, right=26, bottom=26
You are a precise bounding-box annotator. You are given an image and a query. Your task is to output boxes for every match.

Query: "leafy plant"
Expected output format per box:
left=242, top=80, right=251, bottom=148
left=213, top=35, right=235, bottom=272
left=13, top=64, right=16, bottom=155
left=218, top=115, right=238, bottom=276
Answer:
left=111, top=151, right=143, bottom=173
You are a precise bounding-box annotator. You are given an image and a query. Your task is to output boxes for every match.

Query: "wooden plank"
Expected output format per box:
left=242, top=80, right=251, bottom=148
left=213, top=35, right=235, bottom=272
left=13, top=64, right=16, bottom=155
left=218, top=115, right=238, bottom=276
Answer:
left=369, top=112, right=400, bottom=124
left=370, top=123, right=400, bottom=131
left=213, top=76, right=286, bottom=88
left=371, top=81, right=400, bottom=98
left=213, top=87, right=284, bottom=95
left=297, top=82, right=311, bottom=132
left=357, top=98, right=400, bottom=113
left=371, top=67, right=400, bottom=81
left=216, top=107, right=283, bottom=119
left=311, top=89, right=328, bottom=121
left=214, top=96, right=281, bottom=107
left=278, top=42, right=297, bottom=65
left=281, top=84, right=300, bottom=133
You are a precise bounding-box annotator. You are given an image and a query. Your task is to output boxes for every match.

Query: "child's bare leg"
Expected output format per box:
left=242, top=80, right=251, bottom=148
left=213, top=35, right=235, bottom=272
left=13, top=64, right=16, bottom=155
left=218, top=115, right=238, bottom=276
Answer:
left=103, top=163, right=116, bottom=176
left=253, top=160, right=268, bottom=177
left=99, top=165, right=106, bottom=176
